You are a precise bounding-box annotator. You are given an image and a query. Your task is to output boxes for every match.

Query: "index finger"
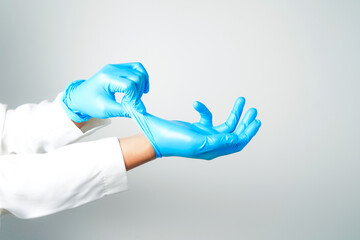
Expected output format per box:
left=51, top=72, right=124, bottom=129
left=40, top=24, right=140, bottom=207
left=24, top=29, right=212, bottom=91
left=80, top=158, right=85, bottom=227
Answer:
left=124, top=62, right=150, bottom=94
left=214, top=97, right=245, bottom=133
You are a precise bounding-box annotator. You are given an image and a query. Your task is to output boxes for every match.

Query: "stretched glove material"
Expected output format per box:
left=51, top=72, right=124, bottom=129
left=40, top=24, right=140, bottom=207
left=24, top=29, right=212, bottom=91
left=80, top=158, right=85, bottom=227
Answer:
left=125, top=97, right=261, bottom=160
left=62, top=63, right=149, bottom=122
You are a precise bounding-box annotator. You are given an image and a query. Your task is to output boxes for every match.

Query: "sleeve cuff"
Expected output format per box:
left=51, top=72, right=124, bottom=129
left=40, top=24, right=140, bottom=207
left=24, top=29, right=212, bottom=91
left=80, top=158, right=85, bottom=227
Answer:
left=98, top=137, right=129, bottom=195
left=53, top=92, right=111, bottom=143
left=0, top=137, right=128, bottom=219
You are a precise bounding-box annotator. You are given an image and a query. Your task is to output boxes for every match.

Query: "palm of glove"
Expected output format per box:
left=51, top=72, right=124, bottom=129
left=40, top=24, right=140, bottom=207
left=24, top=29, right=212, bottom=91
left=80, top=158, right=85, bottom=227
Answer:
left=136, top=97, right=261, bottom=160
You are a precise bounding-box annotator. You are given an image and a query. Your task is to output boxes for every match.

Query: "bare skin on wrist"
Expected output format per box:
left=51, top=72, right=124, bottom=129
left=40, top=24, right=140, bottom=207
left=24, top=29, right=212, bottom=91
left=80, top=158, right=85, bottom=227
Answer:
left=119, top=134, right=156, bottom=171
left=72, top=120, right=155, bottom=171
left=72, top=120, right=84, bottom=129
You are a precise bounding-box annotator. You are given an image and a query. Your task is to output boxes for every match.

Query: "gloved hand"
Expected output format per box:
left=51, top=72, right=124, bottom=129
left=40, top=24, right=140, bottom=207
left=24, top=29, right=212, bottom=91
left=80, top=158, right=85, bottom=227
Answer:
left=61, top=62, right=149, bottom=122
left=125, top=97, right=261, bottom=160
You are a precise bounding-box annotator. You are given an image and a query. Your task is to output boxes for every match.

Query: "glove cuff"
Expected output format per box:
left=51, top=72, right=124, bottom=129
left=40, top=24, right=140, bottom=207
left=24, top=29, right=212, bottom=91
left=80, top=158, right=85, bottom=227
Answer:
left=61, top=80, right=92, bottom=123
left=123, top=103, right=162, bottom=158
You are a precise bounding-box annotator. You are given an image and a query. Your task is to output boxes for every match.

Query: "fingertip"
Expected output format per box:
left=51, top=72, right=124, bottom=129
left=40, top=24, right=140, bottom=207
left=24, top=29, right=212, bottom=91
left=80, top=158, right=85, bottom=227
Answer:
left=244, top=119, right=261, bottom=138
left=236, top=96, right=246, bottom=104
left=232, top=97, right=246, bottom=115
left=256, top=119, right=262, bottom=127
left=249, top=108, right=258, bottom=115
left=243, top=108, right=257, bottom=120
left=193, top=101, right=206, bottom=111
left=135, top=100, right=147, bottom=113
left=135, top=105, right=146, bottom=114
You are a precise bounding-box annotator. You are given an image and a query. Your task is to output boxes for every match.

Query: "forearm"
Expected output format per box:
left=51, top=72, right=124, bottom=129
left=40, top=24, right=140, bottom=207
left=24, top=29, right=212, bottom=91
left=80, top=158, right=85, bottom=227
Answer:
left=0, top=134, right=156, bottom=219
left=119, top=134, right=156, bottom=171
left=0, top=137, right=128, bottom=219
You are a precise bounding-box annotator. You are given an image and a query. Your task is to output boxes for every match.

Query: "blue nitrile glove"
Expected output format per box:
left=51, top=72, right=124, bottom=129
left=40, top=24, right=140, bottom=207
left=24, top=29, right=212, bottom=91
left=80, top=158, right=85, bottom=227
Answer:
left=124, top=97, right=261, bottom=160
left=61, top=62, right=149, bottom=122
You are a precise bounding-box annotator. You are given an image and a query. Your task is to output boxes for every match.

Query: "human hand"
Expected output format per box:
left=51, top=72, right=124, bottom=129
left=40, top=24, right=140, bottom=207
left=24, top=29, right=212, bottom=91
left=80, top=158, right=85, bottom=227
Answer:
left=61, top=62, right=149, bottom=122
left=125, top=97, right=261, bottom=160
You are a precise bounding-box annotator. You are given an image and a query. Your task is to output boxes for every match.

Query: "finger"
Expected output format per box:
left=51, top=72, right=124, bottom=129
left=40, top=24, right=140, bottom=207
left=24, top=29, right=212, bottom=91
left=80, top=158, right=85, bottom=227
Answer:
left=106, top=63, right=145, bottom=82
left=118, top=68, right=146, bottom=91
left=202, top=119, right=261, bottom=159
left=125, top=69, right=146, bottom=98
left=123, top=62, right=150, bottom=94
left=193, top=101, right=213, bottom=126
left=107, top=69, right=146, bottom=105
left=237, top=119, right=261, bottom=147
left=106, top=76, right=138, bottom=100
left=108, top=71, right=146, bottom=113
left=134, top=99, right=147, bottom=113
left=106, top=65, right=147, bottom=96
left=234, top=108, right=258, bottom=135
left=214, top=97, right=245, bottom=133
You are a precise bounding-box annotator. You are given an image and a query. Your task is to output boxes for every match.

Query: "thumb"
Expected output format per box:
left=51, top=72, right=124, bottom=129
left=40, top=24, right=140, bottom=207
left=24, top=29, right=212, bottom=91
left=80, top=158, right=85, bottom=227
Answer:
left=122, top=96, right=146, bottom=114
left=193, top=101, right=213, bottom=126
left=106, top=100, right=131, bottom=118
left=134, top=99, right=147, bottom=114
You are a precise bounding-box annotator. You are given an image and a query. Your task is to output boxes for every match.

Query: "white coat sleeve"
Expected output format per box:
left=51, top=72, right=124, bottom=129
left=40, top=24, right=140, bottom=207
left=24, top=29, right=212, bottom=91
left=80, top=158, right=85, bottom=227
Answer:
left=0, top=93, right=110, bottom=154
left=0, top=137, right=128, bottom=219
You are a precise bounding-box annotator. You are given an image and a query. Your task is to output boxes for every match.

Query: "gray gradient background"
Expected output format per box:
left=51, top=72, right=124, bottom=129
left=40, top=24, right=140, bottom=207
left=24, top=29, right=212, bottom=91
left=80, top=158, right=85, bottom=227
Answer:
left=0, top=0, right=359, bottom=239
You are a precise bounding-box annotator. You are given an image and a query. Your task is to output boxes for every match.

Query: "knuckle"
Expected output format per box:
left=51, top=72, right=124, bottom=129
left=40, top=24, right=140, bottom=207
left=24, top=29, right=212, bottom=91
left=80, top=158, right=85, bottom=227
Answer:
left=132, top=71, right=143, bottom=82
left=134, top=62, right=143, bottom=67
left=96, top=72, right=109, bottom=83
left=103, top=64, right=114, bottom=71
left=248, top=108, right=257, bottom=115
left=127, top=80, right=136, bottom=89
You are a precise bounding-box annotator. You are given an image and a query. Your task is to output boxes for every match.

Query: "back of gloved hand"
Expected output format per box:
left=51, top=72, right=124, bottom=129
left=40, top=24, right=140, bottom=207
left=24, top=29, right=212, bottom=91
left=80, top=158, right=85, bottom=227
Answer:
left=125, top=97, right=261, bottom=160
left=61, top=62, right=149, bottom=122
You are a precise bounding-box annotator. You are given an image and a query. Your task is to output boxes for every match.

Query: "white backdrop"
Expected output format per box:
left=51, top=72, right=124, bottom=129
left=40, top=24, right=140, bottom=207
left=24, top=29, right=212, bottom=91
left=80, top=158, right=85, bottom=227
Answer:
left=0, top=0, right=359, bottom=239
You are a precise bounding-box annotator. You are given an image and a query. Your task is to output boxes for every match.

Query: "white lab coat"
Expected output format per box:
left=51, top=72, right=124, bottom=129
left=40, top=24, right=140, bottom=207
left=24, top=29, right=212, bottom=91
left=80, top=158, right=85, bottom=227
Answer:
left=0, top=93, right=128, bottom=221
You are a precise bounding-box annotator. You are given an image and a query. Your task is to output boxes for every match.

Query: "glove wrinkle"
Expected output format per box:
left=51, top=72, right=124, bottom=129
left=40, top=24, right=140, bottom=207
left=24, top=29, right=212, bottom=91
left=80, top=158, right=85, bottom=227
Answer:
left=123, top=103, right=162, bottom=158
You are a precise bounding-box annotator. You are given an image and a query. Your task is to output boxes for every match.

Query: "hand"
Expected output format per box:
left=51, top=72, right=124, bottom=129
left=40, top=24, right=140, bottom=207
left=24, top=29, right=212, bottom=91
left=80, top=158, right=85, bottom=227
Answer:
left=125, top=97, right=261, bottom=160
left=61, top=62, right=149, bottom=122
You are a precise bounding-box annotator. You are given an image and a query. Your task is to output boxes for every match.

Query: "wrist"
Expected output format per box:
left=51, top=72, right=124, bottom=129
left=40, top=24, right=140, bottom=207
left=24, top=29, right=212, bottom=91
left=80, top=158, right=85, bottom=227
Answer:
left=119, top=134, right=156, bottom=171
left=61, top=80, right=91, bottom=123
left=72, top=120, right=85, bottom=129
